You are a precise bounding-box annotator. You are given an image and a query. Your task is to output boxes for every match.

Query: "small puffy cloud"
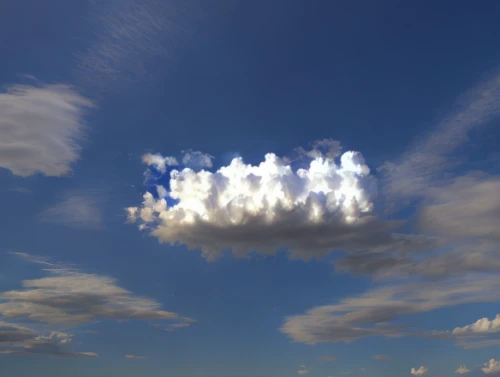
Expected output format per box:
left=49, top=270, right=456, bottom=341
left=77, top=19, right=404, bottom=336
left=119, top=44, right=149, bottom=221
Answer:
left=181, top=149, right=214, bottom=169
left=482, top=359, right=500, bottom=375
left=452, top=314, right=500, bottom=336
left=40, top=193, right=104, bottom=230
left=125, top=354, right=147, bottom=359
left=297, top=365, right=309, bottom=375
left=0, top=83, right=94, bottom=177
left=456, top=365, right=471, bottom=374
left=373, top=355, right=390, bottom=360
left=317, top=356, right=336, bottom=362
left=128, top=144, right=433, bottom=261
left=411, top=366, right=428, bottom=376
left=0, top=253, right=181, bottom=326
left=295, top=139, right=342, bottom=160
left=142, top=153, right=179, bottom=173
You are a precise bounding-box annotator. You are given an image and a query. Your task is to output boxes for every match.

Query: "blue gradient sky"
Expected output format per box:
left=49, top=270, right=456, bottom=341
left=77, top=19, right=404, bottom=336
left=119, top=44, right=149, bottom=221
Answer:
left=1, top=1, right=500, bottom=377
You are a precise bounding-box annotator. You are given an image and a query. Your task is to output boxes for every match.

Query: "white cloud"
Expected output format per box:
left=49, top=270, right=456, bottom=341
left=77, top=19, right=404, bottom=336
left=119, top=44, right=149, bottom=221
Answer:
left=0, top=83, right=94, bottom=177
left=482, top=359, right=500, bottom=374
left=127, top=145, right=434, bottom=261
left=411, top=366, right=428, bottom=376
left=40, top=193, right=104, bottom=230
left=181, top=149, right=214, bottom=169
left=297, top=365, right=309, bottom=375
left=142, top=153, right=179, bottom=173
left=0, top=253, right=182, bottom=326
left=452, top=314, right=500, bottom=336
left=456, top=365, right=471, bottom=374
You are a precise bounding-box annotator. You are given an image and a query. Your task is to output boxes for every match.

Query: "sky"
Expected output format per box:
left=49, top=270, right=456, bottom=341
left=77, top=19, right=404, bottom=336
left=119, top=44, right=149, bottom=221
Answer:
left=1, top=1, right=500, bottom=376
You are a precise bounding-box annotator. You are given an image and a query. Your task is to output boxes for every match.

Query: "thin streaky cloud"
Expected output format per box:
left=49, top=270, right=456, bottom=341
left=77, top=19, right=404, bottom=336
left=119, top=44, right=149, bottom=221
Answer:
left=39, top=191, right=105, bottom=230
left=75, top=0, right=232, bottom=91
left=380, top=71, right=500, bottom=211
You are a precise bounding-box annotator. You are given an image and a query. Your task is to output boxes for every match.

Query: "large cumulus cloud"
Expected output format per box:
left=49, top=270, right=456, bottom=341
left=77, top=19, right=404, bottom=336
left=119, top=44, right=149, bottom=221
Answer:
left=127, top=142, right=433, bottom=261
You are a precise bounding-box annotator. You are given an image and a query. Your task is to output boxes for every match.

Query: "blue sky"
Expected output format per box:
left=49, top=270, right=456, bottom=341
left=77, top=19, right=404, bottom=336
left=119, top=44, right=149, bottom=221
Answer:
left=1, top=1, right=500, bottom=376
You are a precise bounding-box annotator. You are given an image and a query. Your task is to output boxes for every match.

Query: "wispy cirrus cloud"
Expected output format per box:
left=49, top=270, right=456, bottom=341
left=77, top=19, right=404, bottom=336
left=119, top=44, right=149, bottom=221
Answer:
left=379, top=71, right=500, bottom=211
left=125, top=354, right=147, bottom=359
left=0, top=83, right=94, bottom=177
left=75, top=0, right=232, bottom=91
left=39, top=191, right=105, bottom=230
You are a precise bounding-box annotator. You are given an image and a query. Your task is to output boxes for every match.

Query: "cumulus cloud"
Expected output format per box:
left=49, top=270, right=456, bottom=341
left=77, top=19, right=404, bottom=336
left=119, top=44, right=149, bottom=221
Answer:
left=297, top=365, right=309, bottom=375
left=0, top=83, right=94, bottom=177
left=181, top=149, right=214, bottom=169
left=456, top=365, right=471, bottom=374
left=280, top=275, right=500, bottom=344
left=127, top=144, right=435, bottom=261
left=411, top=366, right=428, bottom=376
left=0, top=253, right=182, bottom=326
left=39, top=193, right=104, bottom=230
left=452, top=314, right=500, bottom=336
left=482, top=359, right=500, bottom=375
left=142, top=153, right=179, bottom=173
left=373, top=355, right=390, bottom=360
